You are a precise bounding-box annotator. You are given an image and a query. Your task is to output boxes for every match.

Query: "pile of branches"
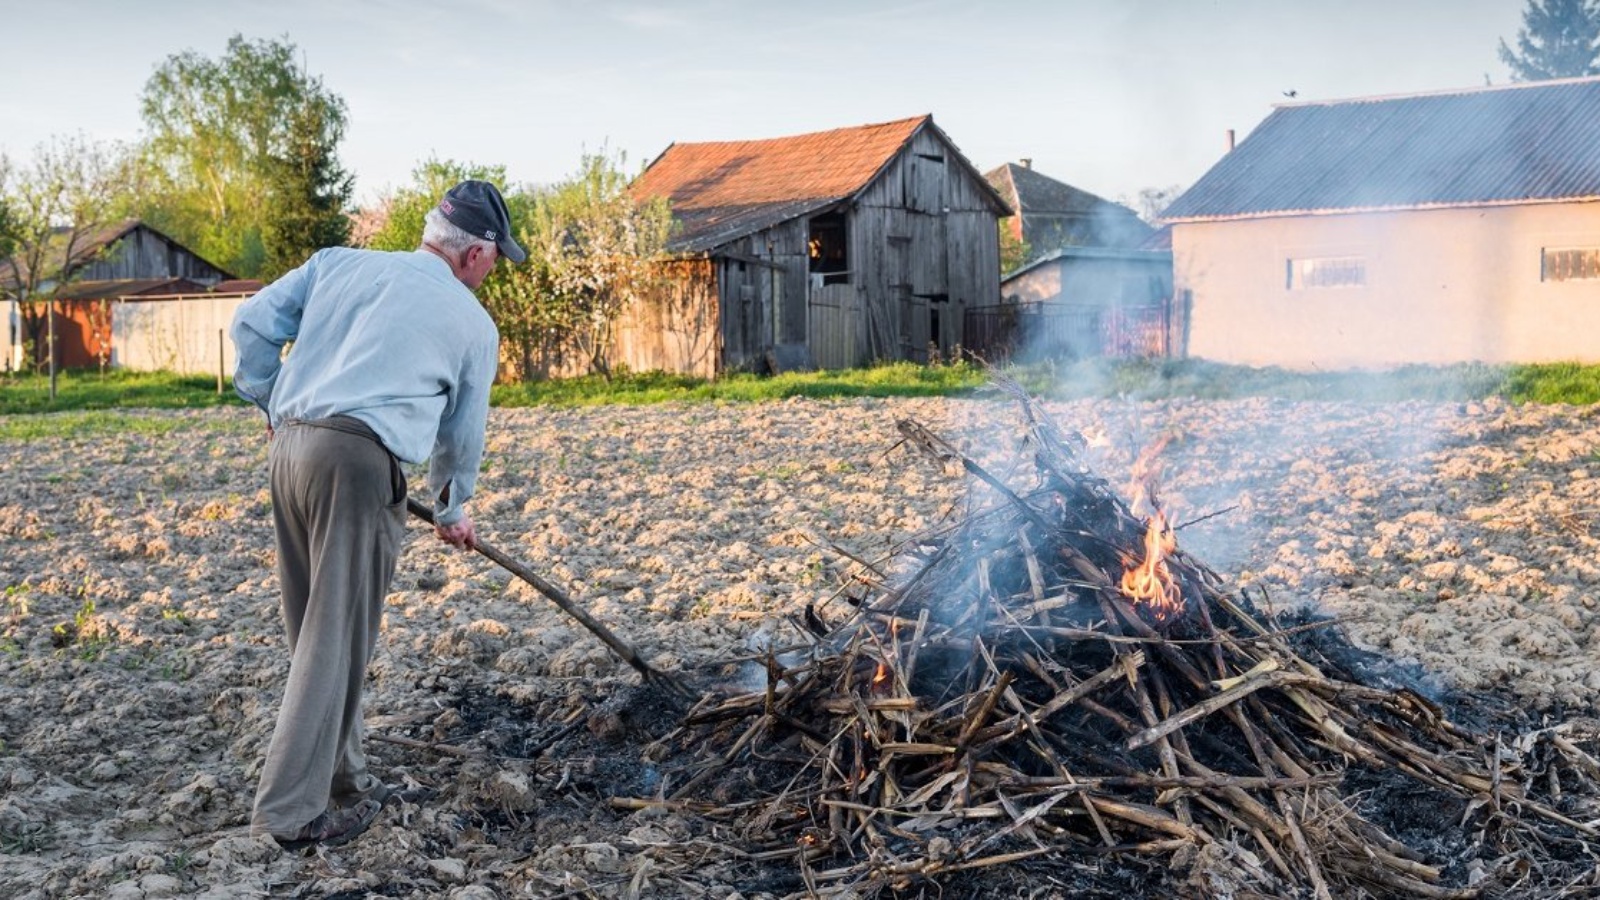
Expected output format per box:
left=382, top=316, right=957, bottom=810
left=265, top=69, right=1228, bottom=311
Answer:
left=634, top=384, right=1600, bottom=898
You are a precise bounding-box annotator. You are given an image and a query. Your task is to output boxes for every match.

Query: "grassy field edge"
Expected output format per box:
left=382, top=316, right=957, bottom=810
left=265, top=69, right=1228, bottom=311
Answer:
left=3, top=359, right=1599, bottom=423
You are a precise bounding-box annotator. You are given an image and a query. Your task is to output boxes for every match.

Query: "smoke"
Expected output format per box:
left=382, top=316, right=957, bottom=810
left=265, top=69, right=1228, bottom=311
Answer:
left=1026, top=380, right=1478, bottom=627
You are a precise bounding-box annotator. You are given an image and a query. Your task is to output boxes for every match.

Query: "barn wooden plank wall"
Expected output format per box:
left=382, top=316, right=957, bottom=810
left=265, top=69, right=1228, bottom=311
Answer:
left=808, top=283, right=856, bottom=370
left=610, top=258, right=720, bottom=378
left=80, top=227, right=231, bottom=285
left=848, top=128, right=1001, bottom=365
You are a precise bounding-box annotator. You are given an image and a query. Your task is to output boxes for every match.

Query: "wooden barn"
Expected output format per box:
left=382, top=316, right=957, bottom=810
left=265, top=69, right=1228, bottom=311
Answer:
left=2, top=219, right=241, bottom=371
left=623, top=115, right=1010, bottom=376
left=45, top=219, right=233, bottom=286
left=1162, top=77, right=1600, bottom=368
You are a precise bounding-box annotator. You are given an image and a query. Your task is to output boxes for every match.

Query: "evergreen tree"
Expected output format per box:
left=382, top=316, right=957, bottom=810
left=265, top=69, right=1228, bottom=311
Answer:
left=261, top=96, right=353, bottom=277
left=1499, top=0, right=1600, bottom=81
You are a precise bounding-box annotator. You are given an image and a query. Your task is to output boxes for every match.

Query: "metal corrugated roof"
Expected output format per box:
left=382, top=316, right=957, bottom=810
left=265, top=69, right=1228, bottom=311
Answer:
left=1162, top=76, right=1600, bottom=222
left=1004, top=245, right=1171, bottom=281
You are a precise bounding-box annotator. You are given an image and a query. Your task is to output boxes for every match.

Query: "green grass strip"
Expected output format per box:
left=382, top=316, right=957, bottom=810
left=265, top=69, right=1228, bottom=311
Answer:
left=6, top=358, right=1600, bottom=417
left=0, top=369, right=247, bottom=415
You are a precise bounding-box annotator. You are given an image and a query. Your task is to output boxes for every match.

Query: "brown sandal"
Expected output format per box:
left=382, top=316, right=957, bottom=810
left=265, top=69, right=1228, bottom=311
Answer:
left=274, top=798, right=383, bottom=851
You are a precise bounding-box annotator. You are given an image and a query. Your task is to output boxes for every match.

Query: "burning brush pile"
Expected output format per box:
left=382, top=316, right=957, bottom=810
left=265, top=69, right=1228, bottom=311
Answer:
left=639, top=385, right=1600, bottom=898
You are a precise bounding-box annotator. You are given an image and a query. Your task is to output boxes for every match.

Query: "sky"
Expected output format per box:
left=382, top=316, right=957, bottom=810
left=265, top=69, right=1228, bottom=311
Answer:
left=0, top=0, right=1529, bottom=209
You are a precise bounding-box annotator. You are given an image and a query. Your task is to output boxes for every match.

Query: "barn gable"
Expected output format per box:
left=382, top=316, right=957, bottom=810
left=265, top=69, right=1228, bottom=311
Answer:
left=0, top=219, right=236, bottom=290
left=633, top=115, right=1008, bottom=252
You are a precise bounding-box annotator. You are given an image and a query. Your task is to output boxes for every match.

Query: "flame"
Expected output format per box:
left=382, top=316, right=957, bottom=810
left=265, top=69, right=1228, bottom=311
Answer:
left=1127, top=434, right=1173, bottom=519
left=1120, top=509, right=1184, bottom=621
left=873, top=661, right=891, bottom=686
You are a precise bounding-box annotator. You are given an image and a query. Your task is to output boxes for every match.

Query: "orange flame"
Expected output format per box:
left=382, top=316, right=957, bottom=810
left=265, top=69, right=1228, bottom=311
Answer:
left=1120, top=509, right=1184, bottom=621
left=873, top=661, right=891, bottom=686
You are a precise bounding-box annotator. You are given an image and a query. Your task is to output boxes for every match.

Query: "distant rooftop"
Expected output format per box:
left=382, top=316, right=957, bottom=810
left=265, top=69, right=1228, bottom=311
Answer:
left=985, top=162, right=1152, bottom=250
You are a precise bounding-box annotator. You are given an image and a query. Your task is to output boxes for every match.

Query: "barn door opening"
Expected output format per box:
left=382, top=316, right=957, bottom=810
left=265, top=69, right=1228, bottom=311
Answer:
left=921, top=294, right=949, bottom=361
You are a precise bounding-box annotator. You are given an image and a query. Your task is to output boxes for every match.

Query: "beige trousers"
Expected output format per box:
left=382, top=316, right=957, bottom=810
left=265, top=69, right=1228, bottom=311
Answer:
left=250, top=417, right=407, bottom=835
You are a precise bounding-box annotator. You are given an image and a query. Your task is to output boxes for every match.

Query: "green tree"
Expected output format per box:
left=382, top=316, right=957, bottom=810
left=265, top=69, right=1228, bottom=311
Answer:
left=138, top=34, right=352, bottom=279
left=260, top=92, right=354, bottom=276
left=997, top=219, right=1032, bottom=274
left=515, top=150, right=674, bottom=378
left=363, top=158, right=511, bottom=254
left=0, top=136, right=136, bottom=389
left=0, top=157, right=16, bottom=264
left=1499, top=0, right=1600, bottom=80
left=364, top=153, right=672, bottom=380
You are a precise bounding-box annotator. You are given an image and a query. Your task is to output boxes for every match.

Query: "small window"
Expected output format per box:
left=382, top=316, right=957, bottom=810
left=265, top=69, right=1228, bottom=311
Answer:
left=1287, top=256, right=1366, bottom=289
left=1542, top=248, right=1600, bottom=282
left=808, top=212, right=849, bottom=286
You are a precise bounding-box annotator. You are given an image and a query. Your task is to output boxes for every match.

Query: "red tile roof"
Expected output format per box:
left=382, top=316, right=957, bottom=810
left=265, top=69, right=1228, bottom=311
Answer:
left=632, top=115, right=932, bottom=251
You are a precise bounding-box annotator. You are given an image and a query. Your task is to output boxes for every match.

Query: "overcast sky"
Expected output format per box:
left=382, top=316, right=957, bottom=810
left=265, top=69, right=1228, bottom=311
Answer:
left=0, top=0, right=1528, bottom=207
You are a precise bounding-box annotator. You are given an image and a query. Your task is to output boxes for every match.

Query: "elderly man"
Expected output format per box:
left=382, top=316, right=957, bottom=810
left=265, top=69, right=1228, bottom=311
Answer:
left=231, top=180, right=524, bottom=850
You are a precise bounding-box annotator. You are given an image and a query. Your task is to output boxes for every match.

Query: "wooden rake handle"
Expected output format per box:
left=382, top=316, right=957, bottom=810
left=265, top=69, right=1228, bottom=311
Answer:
left=405, top=497, right=694, bottom=702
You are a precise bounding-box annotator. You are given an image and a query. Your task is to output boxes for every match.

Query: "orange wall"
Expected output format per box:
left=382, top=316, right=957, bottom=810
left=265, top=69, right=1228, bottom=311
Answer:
left=57, top=300, right=114, bottom=369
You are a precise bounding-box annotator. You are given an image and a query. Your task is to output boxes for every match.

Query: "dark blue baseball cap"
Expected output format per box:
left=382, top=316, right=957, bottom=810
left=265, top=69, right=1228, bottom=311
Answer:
left=437, top=180, right=527, bottom=264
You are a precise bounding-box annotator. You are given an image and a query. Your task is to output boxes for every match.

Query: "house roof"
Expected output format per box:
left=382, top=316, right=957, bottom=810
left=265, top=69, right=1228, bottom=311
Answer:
left=1, top=219, right=138, bottom=287
left=53, top=278, right=210, bottom=301
left=985, top=163, right=1152, bottom=249
left=632, top=115, right=1006, bottom=252
left=213, top=279, right=265, bottom=294
left=1137, top=225, right=1172, bottom=252
left=1162, top=76, right=1600, bottom=222
left=1003, top=246, right=1172, bottom=283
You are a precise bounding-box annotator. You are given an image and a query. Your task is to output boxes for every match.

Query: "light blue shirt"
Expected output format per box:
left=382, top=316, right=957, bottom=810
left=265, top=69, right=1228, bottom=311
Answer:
left=231, top=247, right=499, bottom=525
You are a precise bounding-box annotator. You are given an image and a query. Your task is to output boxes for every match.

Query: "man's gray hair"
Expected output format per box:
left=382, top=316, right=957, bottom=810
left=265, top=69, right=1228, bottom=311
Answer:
left=422, top=208, right=496, bottom=256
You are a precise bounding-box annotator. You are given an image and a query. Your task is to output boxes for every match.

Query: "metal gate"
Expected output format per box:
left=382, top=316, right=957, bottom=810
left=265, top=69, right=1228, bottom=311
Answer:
left=963, top=301, right=1171, bottom=363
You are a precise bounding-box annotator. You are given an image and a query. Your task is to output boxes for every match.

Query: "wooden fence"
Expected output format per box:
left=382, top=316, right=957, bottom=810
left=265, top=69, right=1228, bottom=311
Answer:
left=111, top=294, right=253, bottom=376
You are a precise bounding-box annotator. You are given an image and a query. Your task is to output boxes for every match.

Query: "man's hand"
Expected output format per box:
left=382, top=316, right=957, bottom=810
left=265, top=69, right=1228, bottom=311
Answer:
left=434, top=514, right=477, bottom=551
